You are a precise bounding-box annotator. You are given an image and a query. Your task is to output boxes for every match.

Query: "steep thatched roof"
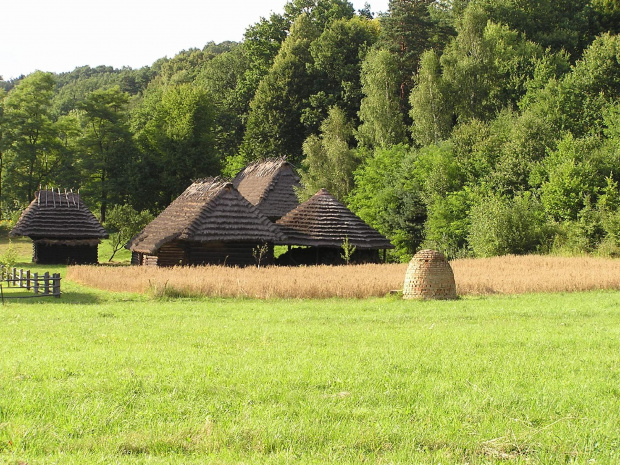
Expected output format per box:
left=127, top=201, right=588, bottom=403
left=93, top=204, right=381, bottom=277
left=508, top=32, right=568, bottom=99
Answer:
left=276, top=188, right=394, bottom=249
left=127, top=178, right=284, bottom=255
left=10, top=190, right=108, bottom=240
left=232, top=157, right=301, bottom=220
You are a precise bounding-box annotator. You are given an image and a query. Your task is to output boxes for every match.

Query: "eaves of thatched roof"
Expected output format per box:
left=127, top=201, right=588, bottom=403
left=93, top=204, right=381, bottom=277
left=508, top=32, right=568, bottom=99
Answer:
left=276, top=188, right=394, bottom=249
left=127, top=178, right=284, bottom=255
left=232, top=157, right=301, bottom=220
left=10, top=190, right=108, bottom=240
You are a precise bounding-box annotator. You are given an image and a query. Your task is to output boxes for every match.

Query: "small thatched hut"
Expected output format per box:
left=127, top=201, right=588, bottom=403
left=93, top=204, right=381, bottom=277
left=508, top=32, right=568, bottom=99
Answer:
left=10, top=189, right=108, bottom=264
left=232, top=158, right=301, bottom=221
left=127, top=178, right=283, bottom=267
left=275, top=188, right=394, bottom=265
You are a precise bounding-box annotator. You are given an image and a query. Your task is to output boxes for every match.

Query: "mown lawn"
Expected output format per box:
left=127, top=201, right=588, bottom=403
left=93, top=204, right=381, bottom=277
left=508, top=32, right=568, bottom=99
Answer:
left=1, top=283, right=620, bottom=464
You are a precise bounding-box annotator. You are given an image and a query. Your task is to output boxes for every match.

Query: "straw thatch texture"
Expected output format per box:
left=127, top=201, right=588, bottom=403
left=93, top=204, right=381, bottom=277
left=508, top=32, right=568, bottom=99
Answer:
left=232, top=158, right=301, bottom=220
left=403, top=249, right=457, bottom=300
left=275, top=188, right=394, bottom=249
left=10, top=190, right=108, bottom=240
left=127, top=179, right=283, bottom=258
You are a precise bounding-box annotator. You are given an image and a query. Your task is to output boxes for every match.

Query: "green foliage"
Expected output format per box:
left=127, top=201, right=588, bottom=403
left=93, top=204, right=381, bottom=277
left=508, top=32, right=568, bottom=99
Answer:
left=409, top=50, right=452, bottom=145
left=349, top=144, right=426, bottom=260
left=379, top=0, right=445, bottom=116
left=474, top=0, right=599, bottom=59
left=340, top=235, right=356, bottom=264
left=241, top=14, right=320, bottom=163
left=104, top=204, right=154, bottom=262
left=423, top=189, right=472, bottom=258
left=0, top=240, right=18, bottom=268
left=356, top=49, right=407, bottom=149
left=3, top=72, right=60, bottom=203
left=467, top=192, right=550, bottom=257
left=308, top=16, right=379, bottom=126
left=300, top=106, right=358, bottom=201
left=76, top=86, right=133, bottom=221
left=132, top=83, right=218, bottom=209
left=540, top=135, right=601, bottom=221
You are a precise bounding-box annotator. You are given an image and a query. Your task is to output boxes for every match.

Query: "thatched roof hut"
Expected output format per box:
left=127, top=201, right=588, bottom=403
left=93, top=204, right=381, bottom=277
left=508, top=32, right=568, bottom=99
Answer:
left=127, top=178, right=284, bottom=267
left=232, top=158, right=301, bottom=221
left=403, top=249, right=457, bottom=300
left=275, top=188, right=394, bottom=265
left=10, top=189, right=108, bottom=264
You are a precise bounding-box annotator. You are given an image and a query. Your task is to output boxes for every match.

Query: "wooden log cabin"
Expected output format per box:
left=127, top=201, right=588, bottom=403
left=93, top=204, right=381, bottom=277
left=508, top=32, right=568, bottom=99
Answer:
left=10, top=189, right=108, bottom=265
left=127, top=178, right=283, bottom=267
left=275, top=188, right=394, bottom=265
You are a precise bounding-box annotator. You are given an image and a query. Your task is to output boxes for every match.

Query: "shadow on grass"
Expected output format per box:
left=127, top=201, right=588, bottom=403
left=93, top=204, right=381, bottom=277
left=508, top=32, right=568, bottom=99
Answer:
left=0, top=290, right=102, bottom=305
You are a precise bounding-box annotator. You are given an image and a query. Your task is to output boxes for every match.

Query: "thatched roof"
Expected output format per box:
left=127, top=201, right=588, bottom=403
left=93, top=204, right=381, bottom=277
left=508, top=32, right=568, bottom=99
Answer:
left=276, top=188, right=394, bottom=249
left=232, top=158, right=301, bottom=220
left=10, top=190, right=108, bottom=240
left=127, top=178, right=284, bottom=255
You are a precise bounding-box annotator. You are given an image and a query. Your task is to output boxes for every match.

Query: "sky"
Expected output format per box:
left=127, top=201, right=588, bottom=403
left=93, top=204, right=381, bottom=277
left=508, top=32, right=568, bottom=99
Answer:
left=2, top=0, right=390, bottom=81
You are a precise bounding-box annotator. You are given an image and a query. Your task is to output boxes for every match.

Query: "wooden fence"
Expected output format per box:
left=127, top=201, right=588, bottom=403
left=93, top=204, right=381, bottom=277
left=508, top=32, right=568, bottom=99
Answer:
left=0, top=266, right=61, bottom=301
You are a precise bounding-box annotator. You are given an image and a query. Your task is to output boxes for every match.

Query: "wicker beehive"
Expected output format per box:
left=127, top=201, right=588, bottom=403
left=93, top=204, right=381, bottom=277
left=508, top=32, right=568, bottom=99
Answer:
left=403, top=249, right=457, bottom=300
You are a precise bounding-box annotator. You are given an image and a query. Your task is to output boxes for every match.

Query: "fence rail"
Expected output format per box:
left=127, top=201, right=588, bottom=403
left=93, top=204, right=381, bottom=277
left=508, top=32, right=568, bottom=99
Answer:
left=0, top=266, right=61, bottom=301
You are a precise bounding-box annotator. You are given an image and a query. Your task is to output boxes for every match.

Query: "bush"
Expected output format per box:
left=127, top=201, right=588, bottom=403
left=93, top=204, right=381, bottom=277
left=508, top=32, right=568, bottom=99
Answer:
left=468, top=192, right=551, bottom=257
left=0, top=242, right=19, bottom=269
left=423, top=190, right=472, bottom=259
left=104, top=204, right=154, bottom=262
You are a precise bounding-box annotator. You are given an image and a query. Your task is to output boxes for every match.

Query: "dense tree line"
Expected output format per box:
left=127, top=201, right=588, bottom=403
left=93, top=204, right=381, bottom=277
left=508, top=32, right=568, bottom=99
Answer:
left=2, top=0, right=620, bottom=259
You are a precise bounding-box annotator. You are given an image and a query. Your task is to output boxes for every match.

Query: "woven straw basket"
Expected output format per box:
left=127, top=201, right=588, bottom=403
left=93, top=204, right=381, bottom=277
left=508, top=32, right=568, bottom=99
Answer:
left=403, top=249, right=457, bottom=300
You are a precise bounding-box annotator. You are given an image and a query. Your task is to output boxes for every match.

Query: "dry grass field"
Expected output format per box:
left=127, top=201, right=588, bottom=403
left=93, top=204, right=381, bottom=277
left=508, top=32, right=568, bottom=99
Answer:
left=67, top=254, right=620, bottom=298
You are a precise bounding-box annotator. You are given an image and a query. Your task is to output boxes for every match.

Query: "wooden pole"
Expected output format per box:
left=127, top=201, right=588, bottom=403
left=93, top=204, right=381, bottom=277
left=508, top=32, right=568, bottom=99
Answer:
left=26, top=270, right=31, bottom=290
left=43, top=272, right=50, bottom=295
left=19, top=269, right=24, bottom=288
left=34, top=273, right=39, bottom=294
left=12, top=268, right=16, bottom=287
left=53, top=273, right=61, bottom=298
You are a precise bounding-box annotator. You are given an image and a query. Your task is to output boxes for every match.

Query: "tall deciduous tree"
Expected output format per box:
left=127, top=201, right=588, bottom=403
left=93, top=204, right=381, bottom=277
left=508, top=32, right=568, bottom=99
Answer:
left=0, top=90, right=9, bottom=217
left=307, top=16, right=379, bottom=128
left=299, top=106, right=358, bottom=201
left=132, top=83, right=217, bottom=209
left=409, top=49, right=452, bottom=145
left=356, top=49, right=407, bottom=149
left=77, top=86, right=133, bottom=222
left=4, top=72, right=59, bottom=205
left=241, top=14, right=320, bottom=163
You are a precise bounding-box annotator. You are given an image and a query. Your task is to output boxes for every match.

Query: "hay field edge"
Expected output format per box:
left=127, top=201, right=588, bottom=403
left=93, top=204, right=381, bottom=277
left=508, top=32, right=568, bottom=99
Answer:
left=66, top=255, right=620, bottom=299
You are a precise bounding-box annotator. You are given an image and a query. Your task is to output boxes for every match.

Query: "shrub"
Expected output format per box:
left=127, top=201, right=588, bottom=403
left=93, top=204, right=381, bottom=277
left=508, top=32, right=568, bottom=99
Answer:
left=468, top=192, right=551, bottom=257
left=104, top=204, right=154, bottom=261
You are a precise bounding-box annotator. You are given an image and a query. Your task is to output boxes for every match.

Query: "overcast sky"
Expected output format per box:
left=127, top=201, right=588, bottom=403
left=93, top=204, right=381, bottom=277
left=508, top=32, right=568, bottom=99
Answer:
left=2, top=0, right=389, bottom=80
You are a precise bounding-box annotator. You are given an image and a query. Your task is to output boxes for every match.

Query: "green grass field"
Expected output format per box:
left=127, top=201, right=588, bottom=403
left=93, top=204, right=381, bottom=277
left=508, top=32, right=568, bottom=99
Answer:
left=1, top=236, right=619, bottom=463
left=2, top=281, right=620, bottom=464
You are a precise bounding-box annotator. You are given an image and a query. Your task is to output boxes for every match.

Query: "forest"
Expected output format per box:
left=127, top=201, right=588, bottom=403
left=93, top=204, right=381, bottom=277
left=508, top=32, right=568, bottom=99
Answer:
left=1, top=0, right=620, bottom=261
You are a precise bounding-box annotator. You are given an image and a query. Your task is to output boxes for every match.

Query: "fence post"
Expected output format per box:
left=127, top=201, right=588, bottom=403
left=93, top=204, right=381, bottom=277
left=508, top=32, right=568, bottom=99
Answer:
left=53, top=274, right=61, bottom=298
left=43, top=272, right=50, bottom=295
left=12, top=268, right=16, bottom=287
left=26, top=270, right=31, bottom=291
left=19, top=269, right=24, bottom=288
left=34, top=273, right=39, bottom=294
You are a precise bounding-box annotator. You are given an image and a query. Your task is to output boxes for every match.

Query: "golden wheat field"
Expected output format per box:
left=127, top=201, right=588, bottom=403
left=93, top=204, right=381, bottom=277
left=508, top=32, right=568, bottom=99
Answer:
left=66, top=254, right=620, bottom=298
